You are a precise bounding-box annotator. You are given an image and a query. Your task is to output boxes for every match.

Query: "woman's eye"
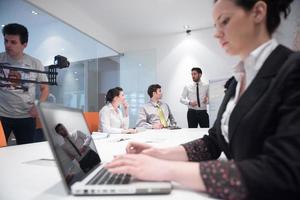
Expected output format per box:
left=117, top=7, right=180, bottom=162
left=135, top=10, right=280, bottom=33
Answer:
left=221, top=17, right=230, bottom=26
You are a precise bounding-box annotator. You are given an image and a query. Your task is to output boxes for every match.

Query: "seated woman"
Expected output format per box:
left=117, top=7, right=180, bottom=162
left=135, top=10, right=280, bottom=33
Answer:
left=99, top=87, right=135, bottom=134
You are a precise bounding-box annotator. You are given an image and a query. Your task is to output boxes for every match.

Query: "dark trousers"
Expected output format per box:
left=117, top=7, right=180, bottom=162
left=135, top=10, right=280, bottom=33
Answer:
left=187, top=109, right=209, bottom=128
left=0, top=116, right=36, bottom=144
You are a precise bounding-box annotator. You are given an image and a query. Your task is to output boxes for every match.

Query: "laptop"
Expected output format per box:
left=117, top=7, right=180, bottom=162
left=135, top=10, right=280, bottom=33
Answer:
left=35, top=101, right=172, bottom=195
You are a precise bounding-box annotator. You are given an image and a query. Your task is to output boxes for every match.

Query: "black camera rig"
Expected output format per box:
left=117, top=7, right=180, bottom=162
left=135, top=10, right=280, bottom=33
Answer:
left=0, top=55, right=69, bottom=91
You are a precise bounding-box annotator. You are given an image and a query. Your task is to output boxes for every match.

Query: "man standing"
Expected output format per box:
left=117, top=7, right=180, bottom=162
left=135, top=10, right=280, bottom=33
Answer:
left=0, top=23, right=49, bottom=144
left=136, top=84, right=176, bottom=129
left=180, top=67, right=209, bottom=128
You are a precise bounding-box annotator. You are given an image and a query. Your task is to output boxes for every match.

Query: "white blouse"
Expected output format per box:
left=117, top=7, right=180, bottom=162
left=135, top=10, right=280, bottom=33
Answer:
left=99, top=103, right=129, bottom=134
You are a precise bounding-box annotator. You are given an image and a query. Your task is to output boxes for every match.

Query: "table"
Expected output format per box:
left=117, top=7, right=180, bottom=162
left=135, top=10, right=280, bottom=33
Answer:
left=0, top=128, right=218, bottom=200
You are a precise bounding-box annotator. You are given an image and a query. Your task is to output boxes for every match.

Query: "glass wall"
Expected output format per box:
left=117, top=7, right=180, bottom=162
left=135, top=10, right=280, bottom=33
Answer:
left=120, top=49, right=157, bottom=127
left=0, top=0, right=119, bottom=112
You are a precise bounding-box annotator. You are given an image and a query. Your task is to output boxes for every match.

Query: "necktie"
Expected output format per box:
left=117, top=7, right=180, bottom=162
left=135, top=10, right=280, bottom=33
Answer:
left=157, top=104, right=168, bottom=127
left=196, top=83, right=201, bottom=107
left=66, top=137, right=82, bottom=156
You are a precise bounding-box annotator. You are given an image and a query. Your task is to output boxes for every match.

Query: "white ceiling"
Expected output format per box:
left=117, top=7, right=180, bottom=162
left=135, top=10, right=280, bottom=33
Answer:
left=66, top=0, right=215, bottom=39
left=26, top=0, right=215, bottom=52
left=2, top=0, right=215, bottom=52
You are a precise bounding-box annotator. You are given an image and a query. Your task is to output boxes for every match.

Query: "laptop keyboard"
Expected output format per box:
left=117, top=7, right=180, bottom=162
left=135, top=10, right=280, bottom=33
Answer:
left=87, top=167, right=131, bottom=185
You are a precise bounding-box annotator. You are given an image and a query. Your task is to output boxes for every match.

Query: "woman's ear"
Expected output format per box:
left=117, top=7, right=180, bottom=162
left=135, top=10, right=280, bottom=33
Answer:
left=251, top=1, right=267, bottom=24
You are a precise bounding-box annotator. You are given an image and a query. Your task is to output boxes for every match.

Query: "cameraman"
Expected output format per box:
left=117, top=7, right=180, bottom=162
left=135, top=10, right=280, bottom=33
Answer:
left=0, top=23, right=49, bottom=144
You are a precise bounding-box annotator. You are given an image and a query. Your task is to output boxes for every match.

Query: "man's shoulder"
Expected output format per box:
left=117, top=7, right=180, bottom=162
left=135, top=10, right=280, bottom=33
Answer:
left=202, top=82, right=209, bottom=87
left=140, top=102, right=152, bottom=109
left=0, top=52, right=7, bottom=61
left=23, top=53, right=42, bottom=65
left=159, top=101, right=169, bottom=107
left=201, top=81, right=209, bottom=85
left=185, top=82, right=194, bottom=87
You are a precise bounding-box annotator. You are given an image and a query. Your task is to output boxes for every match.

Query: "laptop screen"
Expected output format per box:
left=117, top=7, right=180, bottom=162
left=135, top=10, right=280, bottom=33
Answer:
left=36, top=102, right=101, bottom=190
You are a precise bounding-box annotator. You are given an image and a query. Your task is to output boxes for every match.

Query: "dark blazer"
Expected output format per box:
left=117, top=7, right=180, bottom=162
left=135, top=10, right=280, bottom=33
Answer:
left=203, top=45, right=300, bottom=199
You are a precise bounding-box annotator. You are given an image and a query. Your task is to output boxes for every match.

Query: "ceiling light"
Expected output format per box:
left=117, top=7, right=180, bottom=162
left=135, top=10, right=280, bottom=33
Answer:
left=1, top=24, right=5, bottom=27
left=186, top=29, right=192, bottom=36
left=183, top=25, right=191, bottom=30
left=31, top=10, right=38, bottom=15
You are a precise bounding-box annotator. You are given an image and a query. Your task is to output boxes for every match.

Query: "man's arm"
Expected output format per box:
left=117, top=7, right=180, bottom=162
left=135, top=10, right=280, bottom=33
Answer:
left=203, top=84, right=209, bottom=104
left=77, top=130, right=91, bottom=147
left=29, top=84, right=49, bottom=117
left=136, top=107, right=153, bottom=129
left=180, top=86, right=190, bottom=105
left=39, top=84, right=49, bottom=101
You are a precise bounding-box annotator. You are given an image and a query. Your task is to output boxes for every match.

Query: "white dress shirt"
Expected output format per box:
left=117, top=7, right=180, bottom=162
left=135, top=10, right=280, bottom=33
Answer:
left=180, top=81, right=209, bottom=110
left=99, top=103, right=129, bottom=134
left=221, top=39, right=279, bottom=142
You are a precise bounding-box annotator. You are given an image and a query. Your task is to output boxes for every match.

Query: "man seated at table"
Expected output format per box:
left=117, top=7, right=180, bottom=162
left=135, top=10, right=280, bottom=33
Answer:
left=136, top=84, right=176, bottom=129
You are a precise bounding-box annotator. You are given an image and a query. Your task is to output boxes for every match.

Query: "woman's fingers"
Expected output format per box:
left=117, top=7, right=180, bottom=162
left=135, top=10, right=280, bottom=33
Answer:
left=126, top=142, right=151, bottom=154
left=107, top=165, right=137, bottom=175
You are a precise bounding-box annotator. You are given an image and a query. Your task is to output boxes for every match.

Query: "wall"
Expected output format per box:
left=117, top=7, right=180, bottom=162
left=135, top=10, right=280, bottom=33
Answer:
left=122, top=29, right=237, bottom=127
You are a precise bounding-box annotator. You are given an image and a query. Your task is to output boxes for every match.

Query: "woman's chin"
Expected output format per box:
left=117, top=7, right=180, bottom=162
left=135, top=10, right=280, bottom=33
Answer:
left=224, top=47, right=238, bottom=56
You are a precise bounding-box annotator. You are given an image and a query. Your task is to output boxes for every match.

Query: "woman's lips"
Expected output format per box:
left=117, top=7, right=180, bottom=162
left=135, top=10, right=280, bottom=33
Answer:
left=221, top=41, right=228, bottom=48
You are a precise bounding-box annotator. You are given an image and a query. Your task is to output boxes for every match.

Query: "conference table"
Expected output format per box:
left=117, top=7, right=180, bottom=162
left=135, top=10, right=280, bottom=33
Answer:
left=0, top=128, right=219, bottom=200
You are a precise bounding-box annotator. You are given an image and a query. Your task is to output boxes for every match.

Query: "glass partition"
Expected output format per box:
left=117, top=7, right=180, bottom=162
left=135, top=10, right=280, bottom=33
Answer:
left=0, top=0, right=119, bottom=113
left=120, top=49, right=157, bottom=127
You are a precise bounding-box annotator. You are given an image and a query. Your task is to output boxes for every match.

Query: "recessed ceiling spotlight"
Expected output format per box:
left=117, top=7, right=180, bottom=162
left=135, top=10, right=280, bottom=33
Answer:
left=74, top=71, right=78, bottom=74
left=183, top=25, right=191, bottom=30
left=1, top=24, right=5, bottom=27
left=183, top=25, right=192, bottom=36
left=31, top=10, right=38, bottom=15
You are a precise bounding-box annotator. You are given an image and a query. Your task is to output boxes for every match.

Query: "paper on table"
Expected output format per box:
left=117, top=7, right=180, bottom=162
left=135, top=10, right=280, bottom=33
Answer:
left=92, top=132, right=110, bottom=140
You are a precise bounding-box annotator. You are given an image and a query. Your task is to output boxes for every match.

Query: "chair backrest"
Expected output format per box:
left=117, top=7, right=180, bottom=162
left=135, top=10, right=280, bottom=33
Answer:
left=83, top=112, right=99, bottom=133
left=0, top=121, right=7, bottom=147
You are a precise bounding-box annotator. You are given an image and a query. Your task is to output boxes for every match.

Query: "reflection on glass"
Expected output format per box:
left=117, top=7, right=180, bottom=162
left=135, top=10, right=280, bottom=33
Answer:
left=53, top=123, right=100, bottom=184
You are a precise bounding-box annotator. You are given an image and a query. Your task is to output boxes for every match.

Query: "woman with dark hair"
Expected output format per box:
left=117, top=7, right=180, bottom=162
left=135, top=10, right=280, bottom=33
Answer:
left=106, top=0, right=300, bottom=199
left=99, top=87, right=135, bottom=134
